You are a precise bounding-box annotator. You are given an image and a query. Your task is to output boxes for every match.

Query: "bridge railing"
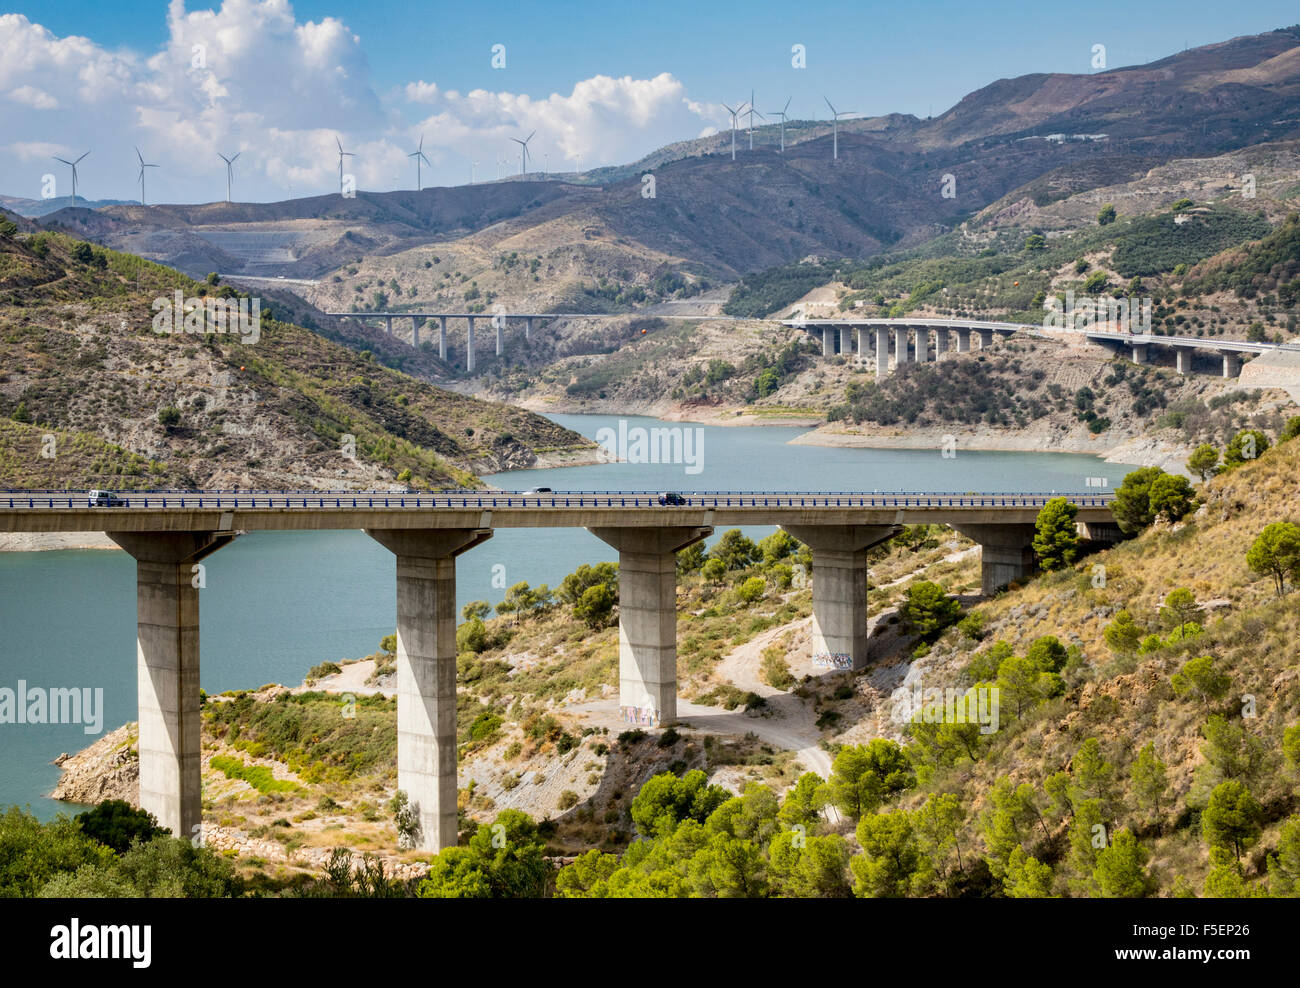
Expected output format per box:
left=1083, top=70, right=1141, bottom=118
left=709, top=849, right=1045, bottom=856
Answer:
left=1, top=492, right=1116, bottom=510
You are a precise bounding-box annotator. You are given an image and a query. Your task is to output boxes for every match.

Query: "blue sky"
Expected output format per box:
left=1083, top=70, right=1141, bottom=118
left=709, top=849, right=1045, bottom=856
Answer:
left=1, top=0, right=1296, bottom=203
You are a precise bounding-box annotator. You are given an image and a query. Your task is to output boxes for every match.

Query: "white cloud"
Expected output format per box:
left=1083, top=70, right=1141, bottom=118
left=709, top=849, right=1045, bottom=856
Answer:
left=8, top=85, right=59, bottom=110
left=0, top=2, right=722, bottom=203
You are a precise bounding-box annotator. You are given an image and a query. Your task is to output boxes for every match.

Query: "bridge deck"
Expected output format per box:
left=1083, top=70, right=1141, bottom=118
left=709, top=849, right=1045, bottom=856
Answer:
left=0, top=490, right=1115, bottom=532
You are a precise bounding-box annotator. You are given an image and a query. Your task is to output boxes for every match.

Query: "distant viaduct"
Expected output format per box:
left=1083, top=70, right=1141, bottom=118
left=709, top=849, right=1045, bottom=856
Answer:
left=783, top=317, right=1288, bottom=379
left=328, top=309, right=1291, bottom=380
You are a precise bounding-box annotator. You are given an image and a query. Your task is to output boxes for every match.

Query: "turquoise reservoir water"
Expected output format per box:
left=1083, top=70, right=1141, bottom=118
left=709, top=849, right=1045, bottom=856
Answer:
left=0, top=413, right=1130, bottom=815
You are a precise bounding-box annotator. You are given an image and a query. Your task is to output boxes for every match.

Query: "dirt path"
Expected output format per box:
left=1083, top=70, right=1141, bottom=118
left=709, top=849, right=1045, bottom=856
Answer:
left=301, top=658, right=391, bottom=697
left=707, top=617, right=832, bottom=778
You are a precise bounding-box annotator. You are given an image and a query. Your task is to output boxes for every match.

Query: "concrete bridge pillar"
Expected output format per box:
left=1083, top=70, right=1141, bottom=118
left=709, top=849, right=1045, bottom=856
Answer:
left=525, top=317, right=534, bottom=341
left=589, top=526, right=712, bottom=727
left=951, top=523, right=1037, bottom=595
left=366, top=528, right=493, bottom=852
left=438, top=317, right=448, bottom=361
left=956, top=328, right=971, bottom=353
left=977, top=328, right=994, bottom=349
left=893, top=327, right=909, bottom=367
left=822, top=327, right=834, bottom=358
left=1176, top=349, right=1192, bottom=375
left=1131, top=343, right=1148, bottom=365
left=384, top=316, right=393, bottom=336
left=781, top=524, right=896, bottom=672
left=1223, top=352, right=1240, bottom=378
left=935, top=327, right=949, bottom=359
left=412, top=317, right=421, bottom=347
left=466, top=317, right=477, bottom=373
left=915, top=327, right=930, bottom=363
left=108, top=531, right=237, bottom=843
left=839, top=326, right=851, bottom=356
left=495, top=318, right=504, bottom=357
left=875, top=327, right=890, bottom=377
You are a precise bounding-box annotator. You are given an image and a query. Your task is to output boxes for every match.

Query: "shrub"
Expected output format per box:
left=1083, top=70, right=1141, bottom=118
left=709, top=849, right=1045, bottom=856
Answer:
left=74, top=801, right=166, bottom=853
left=760, top=648, right=795, bottom=690
left=738, top=576, right=766, bottom=603
left=902, top=581, right=961, bottom=636
left=1033, top=497, right=1080, bottom=570
left=1245, top=522, right=1300, bottom=596
left=1222, top=429, right=1270, bottom=469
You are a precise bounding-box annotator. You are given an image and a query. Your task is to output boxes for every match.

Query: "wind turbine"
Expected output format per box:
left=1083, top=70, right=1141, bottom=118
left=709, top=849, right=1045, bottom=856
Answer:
left=745, top=90, right=765, bottom=150
left=336, top=137, right=355, bottom=195
left=771, top=98, right=792, bottom=153
left=408, top=135, right=431, bottom=191
left=511, top=130, right=535, bottom=176
left=134, top=147, right=159, bottom=206
left=721, top=101, right=748, bottom=161
left=218, top=152, right=240, bottom=202
left=52, top=150, right=90, bottom=206
left=825, top=97, right=854, bottom=160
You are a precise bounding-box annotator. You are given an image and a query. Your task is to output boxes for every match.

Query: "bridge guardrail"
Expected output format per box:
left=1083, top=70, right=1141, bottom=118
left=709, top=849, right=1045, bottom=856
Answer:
left=2, top=492, right=1116, bottom=510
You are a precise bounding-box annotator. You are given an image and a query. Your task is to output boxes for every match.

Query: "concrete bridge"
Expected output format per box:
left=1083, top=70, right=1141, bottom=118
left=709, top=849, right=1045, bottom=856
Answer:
left=1084, top=329, right=1282, bottom=378
left=1, top=488, right=1117, bottom=851
left=325, top=307, right=1292, bottom=382
left=324, top=310, right=606, bottom=372
left=783, top=318, right=1034, bottom=375
left=782, top=317, right=1293, bottom=379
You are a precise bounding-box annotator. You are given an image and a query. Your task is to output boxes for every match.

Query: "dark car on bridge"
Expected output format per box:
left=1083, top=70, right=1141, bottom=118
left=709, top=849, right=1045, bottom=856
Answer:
left=657, top=491, right=688, bottom=506
left=88, top=489, right=127, bottom=507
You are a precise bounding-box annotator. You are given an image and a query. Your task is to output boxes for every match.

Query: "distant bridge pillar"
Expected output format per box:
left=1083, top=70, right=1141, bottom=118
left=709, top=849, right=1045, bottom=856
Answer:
left=977, top=328, right=994, bottom=349
left=384, top=316, right=393, bottom=335
left=1131, top=343, right=1148, bottom=365
left=855, top=326, right=868, bottom=362
left=935, top=327, right=950, bottom=359
left=589, top=526, right=712, bottom=727
left=366, top=527, right=494, bottom=852
left=781, top=525, right=897, bottom=672
left=1176, top=349, right=1192, bottom=375
left=956, top=328, right=971, bottom=353
left=438, top=317, right=448, bottom=360
left=525, top=316, right=534, bottom=340
left=893, top=327, right=909, bottom=367
left=1223, top=352, right=1240, bottom=378
left=951, top=523, right=1038, bottom=595
left=915, top=327, right=930, bottom=363
left=839, top=326, right=851, bottom=355
left=875, top=327, right=890, bottom=376
left=495, top=318, right=504, bottom=357
left=466, top=316, right=477, bottom=373
left=822, top=327, right=834, bottom=358
left=412, top=317, right=421, bottom=347
left=108, top=531, right=237, bottom=843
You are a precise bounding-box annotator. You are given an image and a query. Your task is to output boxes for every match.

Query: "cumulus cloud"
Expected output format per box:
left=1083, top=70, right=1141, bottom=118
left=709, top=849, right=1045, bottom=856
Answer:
left=0, top=1, right=721, bottom=204
left=8, top=85, right=59, bottom=110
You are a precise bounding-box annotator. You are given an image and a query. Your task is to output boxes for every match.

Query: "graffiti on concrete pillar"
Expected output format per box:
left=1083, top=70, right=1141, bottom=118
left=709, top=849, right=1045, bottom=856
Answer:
left=813, top=652, right=852, bottom=670
left=620, top=705, right=660, bottom=727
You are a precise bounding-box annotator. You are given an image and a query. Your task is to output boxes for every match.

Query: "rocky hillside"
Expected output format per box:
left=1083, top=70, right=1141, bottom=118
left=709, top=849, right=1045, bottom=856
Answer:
left=0, top=227, right=593, bottom=490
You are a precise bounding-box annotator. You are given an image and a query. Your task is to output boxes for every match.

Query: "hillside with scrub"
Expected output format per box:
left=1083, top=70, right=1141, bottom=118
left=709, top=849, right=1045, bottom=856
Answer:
left=0, top=221, right=593, bottom=490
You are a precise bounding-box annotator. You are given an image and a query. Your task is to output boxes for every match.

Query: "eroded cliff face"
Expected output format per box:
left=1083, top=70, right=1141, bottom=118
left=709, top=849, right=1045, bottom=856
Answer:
left=51, top=723, right=139, bottom=806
